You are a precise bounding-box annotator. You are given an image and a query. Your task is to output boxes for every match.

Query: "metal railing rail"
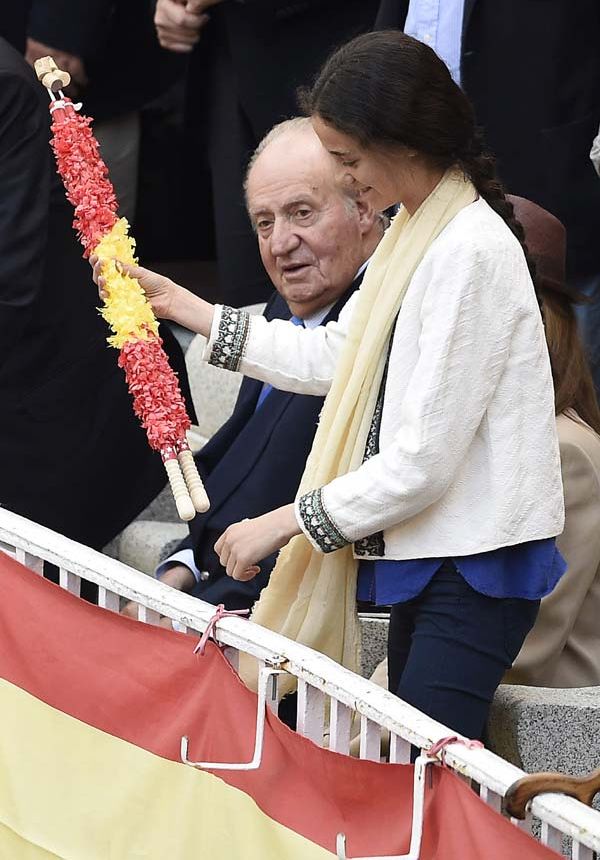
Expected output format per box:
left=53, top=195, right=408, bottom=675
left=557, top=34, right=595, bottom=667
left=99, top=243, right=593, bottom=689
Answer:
left=1, top=506, right=598, bottom=859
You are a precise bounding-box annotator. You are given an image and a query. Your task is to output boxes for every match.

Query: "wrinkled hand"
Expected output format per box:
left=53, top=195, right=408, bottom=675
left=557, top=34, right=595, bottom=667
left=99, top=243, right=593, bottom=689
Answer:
left=26, top=38, right=88, bottom=95
left=121, top=565, right=195, bottom=621
left=89, top=256, right=177, bottom=320
left=121, top=600, right=141, bottom=620
left=215, top=505, right=301, bottom=581
left=159, top=564, right=196, bottom=592
left=154, top=0, right=221, bottom=53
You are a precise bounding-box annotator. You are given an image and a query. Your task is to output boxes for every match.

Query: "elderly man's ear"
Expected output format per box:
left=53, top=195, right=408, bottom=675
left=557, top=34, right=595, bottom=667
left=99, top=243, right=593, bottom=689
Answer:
left=355, top=196, right=380, bottom=236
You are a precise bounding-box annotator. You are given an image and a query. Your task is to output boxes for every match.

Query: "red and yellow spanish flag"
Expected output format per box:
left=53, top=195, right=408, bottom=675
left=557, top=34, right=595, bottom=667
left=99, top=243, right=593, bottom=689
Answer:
left=0, top=551, right=560, bottom=859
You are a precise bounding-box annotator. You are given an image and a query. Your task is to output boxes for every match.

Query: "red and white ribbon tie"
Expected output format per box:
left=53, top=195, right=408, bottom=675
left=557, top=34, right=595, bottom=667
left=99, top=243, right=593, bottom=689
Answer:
left=194, top=604, right=250, bottom=656
left=427, top=735, right=485, bottom=763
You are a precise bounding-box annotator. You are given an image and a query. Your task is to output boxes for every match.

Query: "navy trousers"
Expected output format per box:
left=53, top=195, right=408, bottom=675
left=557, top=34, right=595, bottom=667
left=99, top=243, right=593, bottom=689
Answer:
left=387, top=562, right=539, bottom=741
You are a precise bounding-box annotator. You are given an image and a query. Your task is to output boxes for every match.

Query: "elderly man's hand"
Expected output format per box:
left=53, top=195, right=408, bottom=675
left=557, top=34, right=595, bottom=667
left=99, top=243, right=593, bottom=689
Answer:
left=121, top=599, right=142, bottom=620
left=159, top=564, right=197, bottom=592
left=154, top=0, right=222, bottom=53
left=215, top=505, right=301, bottom=581
left=121, top=564, right=196, bottom=620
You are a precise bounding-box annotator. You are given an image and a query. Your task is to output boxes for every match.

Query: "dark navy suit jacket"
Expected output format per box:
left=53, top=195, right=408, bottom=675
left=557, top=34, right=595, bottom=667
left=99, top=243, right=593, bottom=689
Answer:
left=175, top=277, right=362, bottom=610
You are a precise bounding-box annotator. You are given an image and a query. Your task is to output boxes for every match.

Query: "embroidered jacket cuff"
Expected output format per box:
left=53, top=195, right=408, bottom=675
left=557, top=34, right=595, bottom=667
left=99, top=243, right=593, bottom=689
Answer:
left=295, top=488, right=351, bottom=553
left=204, top=304, right=251, bottom=372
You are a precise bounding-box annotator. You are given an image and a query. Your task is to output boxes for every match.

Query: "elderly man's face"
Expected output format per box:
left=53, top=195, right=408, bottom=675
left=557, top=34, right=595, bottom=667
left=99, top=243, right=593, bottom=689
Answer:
left=246, top=128, right=372, bottom=317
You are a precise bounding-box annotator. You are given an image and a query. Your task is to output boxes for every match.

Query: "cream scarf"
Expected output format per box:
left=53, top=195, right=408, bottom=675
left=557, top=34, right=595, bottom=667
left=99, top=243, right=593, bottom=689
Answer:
left=241, top=170, right=477, bottom=693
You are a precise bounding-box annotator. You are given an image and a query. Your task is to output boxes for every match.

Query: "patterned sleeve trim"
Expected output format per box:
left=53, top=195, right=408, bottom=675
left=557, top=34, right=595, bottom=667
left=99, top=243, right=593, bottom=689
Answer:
left=297, top=488, right=350, bottom=554
left=208, top=305, right=251, bottom=373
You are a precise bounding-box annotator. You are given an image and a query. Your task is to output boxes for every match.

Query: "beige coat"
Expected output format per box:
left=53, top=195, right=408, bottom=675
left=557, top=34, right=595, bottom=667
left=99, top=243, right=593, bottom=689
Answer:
left=506, top=412, right=600, bottom=687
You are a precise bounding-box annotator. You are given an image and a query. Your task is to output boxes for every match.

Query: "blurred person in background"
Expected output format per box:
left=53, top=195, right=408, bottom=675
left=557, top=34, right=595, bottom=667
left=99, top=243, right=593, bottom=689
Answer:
left=0, top=0, right=31, bottom=53
left=26, top=0, right=185, bottom=223
left=154, top=0, right=380, bottom=307
left=505, top=197, right=600, bottom=688
left=374, top=0, right=600, bottom=394
left=0, top=30, right=193, bottom=555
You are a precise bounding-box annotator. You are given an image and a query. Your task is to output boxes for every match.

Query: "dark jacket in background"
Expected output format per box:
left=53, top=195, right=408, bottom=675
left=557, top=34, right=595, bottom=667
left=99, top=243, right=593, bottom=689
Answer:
left=28, top=0, right=185, bottom=121
left=375, top=0, right=600, bottom=279
left=175, top=277, right=361, bottom=611
left=0, top=38, right=192, bottom=550
left=0, top=1, right=32, bottom=53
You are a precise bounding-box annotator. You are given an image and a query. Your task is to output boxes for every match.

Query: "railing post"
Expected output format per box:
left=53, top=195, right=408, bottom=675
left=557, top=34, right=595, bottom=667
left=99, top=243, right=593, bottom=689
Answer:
left=59, top=568, right=80, bottom=596
left=97, top=587, right=120, bottom=612
left=479, top=785, right=503, bottom=813
left=571, top=841, right=594, bottom=860
left=138, top=605, right=161, bottom=625
left=15, top=548, right=44, bottom=575
left=359, top=715, right=381, bottom=762
left=389, top=733, right=411, bottom=764
left=297, top=680, right=325, bottom=744
left=329, top=699, right=352, bottom=754
left=540, top=822, right=563, bottom=852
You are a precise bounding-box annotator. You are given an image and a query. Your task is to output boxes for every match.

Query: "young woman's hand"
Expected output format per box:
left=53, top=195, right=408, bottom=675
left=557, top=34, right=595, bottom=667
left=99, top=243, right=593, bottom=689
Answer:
left=215, top=505, right=301, bottom=581
left=90, top=257, right=177, bottom=320
left=90, top=255, right=215, bottom=335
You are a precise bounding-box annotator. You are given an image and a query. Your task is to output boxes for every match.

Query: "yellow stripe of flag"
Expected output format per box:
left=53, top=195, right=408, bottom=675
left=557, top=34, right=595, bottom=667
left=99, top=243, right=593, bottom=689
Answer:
left=0, top=678, right=333, bottom=860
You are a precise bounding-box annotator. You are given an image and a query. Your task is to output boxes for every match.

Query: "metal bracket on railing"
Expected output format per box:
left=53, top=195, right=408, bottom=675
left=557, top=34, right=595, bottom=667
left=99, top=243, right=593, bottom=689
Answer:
left=180, top=664, right=287, bottom=771
left=336, top=754, right=437, bottom=860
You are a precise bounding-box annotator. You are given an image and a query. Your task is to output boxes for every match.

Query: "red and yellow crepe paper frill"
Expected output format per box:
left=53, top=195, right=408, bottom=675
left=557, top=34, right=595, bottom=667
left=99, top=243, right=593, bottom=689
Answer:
left=37, top=65, right=208, bottom=521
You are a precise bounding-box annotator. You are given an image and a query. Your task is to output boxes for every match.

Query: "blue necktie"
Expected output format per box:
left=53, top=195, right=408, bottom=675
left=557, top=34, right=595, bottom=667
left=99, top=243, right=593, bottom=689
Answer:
left=255, top=315, right=304, bottom=411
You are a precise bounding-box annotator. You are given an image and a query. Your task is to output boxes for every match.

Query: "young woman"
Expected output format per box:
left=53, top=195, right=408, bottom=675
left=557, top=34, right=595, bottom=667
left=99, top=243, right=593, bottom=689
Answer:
left=95, top=32, right=565, bottom=738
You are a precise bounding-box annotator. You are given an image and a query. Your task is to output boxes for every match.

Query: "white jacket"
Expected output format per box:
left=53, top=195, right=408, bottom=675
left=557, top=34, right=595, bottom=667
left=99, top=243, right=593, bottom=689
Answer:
left=205, top=198, right=565, bottom=559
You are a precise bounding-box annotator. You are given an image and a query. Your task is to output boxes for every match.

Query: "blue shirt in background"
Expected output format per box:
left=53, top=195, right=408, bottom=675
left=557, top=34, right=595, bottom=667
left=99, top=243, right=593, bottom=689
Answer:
left=404, top=0, right=465, bottom=84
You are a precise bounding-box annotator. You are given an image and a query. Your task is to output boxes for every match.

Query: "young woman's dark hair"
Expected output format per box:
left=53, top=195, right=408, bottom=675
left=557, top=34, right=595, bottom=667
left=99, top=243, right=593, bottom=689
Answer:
left=543, top=287, right=600, bottom=434
left=301, top=30, right=537, bottom=288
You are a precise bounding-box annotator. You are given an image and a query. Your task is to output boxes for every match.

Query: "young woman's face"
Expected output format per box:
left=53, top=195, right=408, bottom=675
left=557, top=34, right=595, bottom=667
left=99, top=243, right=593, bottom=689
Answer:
left=311, top=115, right=410, bottom=212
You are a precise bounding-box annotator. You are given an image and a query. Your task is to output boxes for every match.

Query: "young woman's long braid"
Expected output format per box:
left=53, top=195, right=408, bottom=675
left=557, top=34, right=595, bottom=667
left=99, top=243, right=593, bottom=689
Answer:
left=457, top=132, right=539, bottom=300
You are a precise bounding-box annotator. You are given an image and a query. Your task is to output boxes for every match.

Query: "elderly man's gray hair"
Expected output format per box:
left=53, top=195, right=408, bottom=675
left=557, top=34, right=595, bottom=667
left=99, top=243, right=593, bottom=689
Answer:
left=245, top=117, right=313, bottom=185
left=243, top=116, right=356, bottom=210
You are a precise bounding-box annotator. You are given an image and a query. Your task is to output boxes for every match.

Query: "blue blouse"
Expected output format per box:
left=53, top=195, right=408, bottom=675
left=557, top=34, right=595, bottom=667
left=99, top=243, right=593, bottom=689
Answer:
left=356, top=538, right=566, bottom=606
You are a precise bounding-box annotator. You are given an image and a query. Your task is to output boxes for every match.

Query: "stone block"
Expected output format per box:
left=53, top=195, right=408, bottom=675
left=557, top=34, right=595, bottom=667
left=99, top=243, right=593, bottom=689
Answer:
left=359, top=614, right=389, bottom=678
left=488, top=684, right=600, bottom=799
left=112, top=520, right=189, bottom=576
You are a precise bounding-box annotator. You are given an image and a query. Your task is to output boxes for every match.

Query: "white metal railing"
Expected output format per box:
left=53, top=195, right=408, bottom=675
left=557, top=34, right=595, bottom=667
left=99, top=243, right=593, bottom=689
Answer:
left=1, top=506, right=599, bottom=859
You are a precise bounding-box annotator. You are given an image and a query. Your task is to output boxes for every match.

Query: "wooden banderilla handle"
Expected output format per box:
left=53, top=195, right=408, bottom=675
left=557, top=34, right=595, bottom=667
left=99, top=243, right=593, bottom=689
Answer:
left=33, top=56, right=71, bottom=92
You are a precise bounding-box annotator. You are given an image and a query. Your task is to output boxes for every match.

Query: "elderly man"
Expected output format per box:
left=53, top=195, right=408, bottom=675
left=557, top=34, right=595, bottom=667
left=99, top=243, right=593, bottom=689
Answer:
left=142, top=117, right=384, bottom=612
left=154, top=0, right=379, bottom=306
